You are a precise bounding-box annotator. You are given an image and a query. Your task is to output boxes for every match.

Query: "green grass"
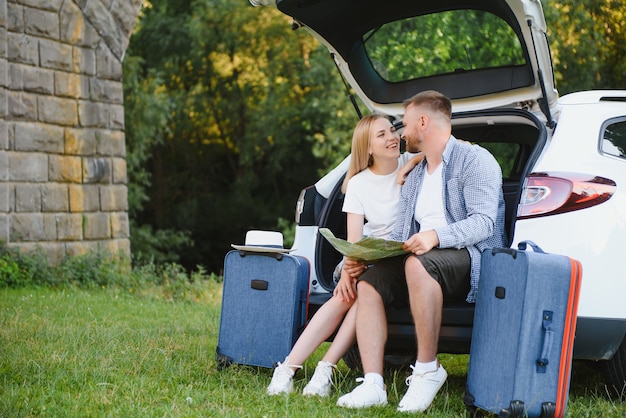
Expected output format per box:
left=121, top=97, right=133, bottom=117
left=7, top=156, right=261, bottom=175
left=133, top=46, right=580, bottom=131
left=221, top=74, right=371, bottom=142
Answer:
left=1, top=285, right=625, bottom=417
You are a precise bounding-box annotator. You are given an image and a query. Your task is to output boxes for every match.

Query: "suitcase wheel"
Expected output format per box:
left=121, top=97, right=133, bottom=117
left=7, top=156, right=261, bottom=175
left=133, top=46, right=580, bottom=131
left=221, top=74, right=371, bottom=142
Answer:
left=215, top=349, right=232, bottom=370
left=540, top=402, right=556, bottom=418
left=500, top=400, right=524, bottom=417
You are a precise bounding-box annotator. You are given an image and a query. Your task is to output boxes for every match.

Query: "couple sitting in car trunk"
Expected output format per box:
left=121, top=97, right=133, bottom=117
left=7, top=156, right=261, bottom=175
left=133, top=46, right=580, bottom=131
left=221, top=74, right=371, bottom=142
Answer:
left=267, top=90, right=506, bottom=413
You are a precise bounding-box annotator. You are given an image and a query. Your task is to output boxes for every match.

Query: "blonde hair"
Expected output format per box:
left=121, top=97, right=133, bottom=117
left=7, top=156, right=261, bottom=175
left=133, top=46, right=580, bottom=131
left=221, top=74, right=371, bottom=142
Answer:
left=341, top=114, right=388, bottom=193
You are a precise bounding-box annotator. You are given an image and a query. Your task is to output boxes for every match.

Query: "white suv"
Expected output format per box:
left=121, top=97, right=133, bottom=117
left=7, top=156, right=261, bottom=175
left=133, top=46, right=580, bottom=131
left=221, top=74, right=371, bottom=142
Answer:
left=250, top=0, right=626, bottom=392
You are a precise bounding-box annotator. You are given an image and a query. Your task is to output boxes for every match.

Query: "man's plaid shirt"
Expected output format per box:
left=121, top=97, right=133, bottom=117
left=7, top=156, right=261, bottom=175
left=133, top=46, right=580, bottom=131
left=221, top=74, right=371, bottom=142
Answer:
left=391, top=136, right=507, bottom=303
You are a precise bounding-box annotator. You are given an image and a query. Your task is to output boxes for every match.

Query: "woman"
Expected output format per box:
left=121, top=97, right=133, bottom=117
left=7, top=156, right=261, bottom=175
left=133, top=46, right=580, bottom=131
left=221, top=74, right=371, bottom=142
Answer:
left=267, top=114, right=422, bottom=396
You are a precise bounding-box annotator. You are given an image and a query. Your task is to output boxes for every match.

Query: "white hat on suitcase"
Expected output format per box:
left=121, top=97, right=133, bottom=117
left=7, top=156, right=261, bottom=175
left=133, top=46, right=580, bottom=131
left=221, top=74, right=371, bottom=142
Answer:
left=231, top=230, right=294, bottom=253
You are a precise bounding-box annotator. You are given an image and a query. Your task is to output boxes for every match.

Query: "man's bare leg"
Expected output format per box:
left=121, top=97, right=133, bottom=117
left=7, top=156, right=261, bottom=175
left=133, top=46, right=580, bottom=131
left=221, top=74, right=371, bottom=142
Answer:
left=405, top=256, right=442, bottom=362
left=397, top=256, right=448, bottom=413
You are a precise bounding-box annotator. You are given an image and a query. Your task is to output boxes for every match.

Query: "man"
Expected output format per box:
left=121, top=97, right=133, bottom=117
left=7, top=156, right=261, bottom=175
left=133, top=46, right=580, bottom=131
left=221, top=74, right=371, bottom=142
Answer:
left=337, top=90, right=506, bottom=412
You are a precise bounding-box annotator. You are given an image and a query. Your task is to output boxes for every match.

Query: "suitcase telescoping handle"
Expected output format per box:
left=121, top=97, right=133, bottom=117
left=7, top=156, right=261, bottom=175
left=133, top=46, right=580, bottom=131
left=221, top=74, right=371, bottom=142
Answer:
left=517, top=240, right=546, bottom=254
left=238, top=249, right=284, bottom=260
left=491, top=241, right=547, bottom=259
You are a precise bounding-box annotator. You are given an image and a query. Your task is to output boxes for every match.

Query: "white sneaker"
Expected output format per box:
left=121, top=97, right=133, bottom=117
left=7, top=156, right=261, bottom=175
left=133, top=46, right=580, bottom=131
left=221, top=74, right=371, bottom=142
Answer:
left=267, top=360, right=301, bottom=395
left=397, top=364, right=448, bottom=412
left=337, top=378, right=387, bottom=408
left=302, top=361, right=336, bottom=397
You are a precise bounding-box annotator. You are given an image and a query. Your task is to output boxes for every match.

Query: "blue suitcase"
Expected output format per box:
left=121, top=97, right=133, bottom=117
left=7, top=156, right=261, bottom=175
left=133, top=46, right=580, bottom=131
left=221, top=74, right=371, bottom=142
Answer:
left=465, top=241, right=582, bottom=418
left=216, top=250, right=310, bottom=369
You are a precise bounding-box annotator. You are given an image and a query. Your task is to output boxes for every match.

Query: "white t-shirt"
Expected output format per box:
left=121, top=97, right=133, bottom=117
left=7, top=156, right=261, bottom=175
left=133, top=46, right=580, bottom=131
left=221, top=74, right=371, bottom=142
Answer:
left=342, top=153, right=414, bottom=239
left=414, top=162, right=447, bottom=231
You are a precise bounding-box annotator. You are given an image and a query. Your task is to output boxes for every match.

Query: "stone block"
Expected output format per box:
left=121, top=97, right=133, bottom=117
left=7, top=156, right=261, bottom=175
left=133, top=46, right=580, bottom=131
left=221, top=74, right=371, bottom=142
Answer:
left=0, top=183, right=8, bottom=212
left=14, top=242, right=66, bottom=265
left=8, top=33, right=38, bottom=66
left=22, top=65, right=54, bottom=94
left=78, top=101, right=107, bottom=128
left=0, top=150, right=7, bottom=181
left=10, top=213, right=45, bottom=241
left=90, top=78, right=123, bottom=104
left=100, top=184, right=127, bottom=211
left=7, top=3, right=23, bottom=33
left=0, top=122, right=6, bottom=150
left=39, top=39, right=72, bottom=71
left=14, top=122, right=64, bottom=152
left=8, top=183, right=14, bottom=211
left=96, top=42, right=122, bottom=80
left=0, top=87, right=6, bottom=120
left=65, top=127, right=97, bottom=155
left=83, top=212, right=110, bottom=239
left=60, top=0, right=99, bottom=48
left=9, top=152, right=47, bottom=181
left=111, top=0, right=143, bottom=37
left=7, top=91, right=37, bottom=120
left=25, top=8, right=59, bottom=39
left=42, top=183, right=69, bottom=212
left=112, top=157, right=127, bottom=184
left=0, top=0, right=6, bottom=26
left=0, top=59, right=8, bottom=88
left=0, top=214, right=8, bottom=243
left=7, top=123, right=13, bottom=149
left=85, top=2, right=123, bottom=61
left=48, top=154, right=82, bottom=183
left=96, top=129, right=125, bottom=157
left=43, top=213, right=57, bottom=240
left=99, top=237, right=131, bottom=259
left=66, top=240, right=98, bottom=257
left=109, top=104, right=124, bottom=130
left=20, top=0, right=64, bottom=13
left=83, top=157, right=111, bottom=183
left=72, top=46, right=96, bottom=75
left=15, top=183, right=41, bottom=212
left=110, top=211, right=129, bottom=238
left=55, top=213, right=82, bottom=240
left=55, top=71, right=89, bottom=99
left=9, top=62, right=22, bottom=89
left=69, top=184, right=99, bottom=212
left=38, top=95, right=78, bottom=126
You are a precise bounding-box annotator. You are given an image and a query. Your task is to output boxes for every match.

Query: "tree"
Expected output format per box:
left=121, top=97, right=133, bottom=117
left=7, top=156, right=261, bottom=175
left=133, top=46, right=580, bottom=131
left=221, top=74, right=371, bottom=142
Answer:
left=543, top=0, right=626, bottom=94
left=125, top=0, right=356, bottom=272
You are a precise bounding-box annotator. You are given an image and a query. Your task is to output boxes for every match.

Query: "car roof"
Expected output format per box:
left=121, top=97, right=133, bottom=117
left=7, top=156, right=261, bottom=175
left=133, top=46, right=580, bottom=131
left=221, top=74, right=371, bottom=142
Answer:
left=260, top=0, right=557, bottom=117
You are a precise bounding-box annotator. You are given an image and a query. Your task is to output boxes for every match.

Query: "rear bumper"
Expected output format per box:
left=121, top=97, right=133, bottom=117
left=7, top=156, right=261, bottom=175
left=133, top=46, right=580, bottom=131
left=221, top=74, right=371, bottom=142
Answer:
left=574, top=317, right=626, bottom=360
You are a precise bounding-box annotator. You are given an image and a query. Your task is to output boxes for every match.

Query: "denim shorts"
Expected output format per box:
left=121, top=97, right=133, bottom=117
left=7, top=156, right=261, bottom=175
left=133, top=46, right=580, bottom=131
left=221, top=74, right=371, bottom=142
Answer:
left=357, top=248, right=471, bottom=308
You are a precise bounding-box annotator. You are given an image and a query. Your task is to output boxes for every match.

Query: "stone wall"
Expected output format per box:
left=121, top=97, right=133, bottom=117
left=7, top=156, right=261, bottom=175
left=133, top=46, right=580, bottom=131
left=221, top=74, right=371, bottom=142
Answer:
left=0, top=0, right=142, bottom=262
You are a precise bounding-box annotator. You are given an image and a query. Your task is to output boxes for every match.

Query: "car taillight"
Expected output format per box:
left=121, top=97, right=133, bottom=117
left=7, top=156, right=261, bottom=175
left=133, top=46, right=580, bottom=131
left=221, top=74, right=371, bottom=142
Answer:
left=518, top=172, right=616, bottom=219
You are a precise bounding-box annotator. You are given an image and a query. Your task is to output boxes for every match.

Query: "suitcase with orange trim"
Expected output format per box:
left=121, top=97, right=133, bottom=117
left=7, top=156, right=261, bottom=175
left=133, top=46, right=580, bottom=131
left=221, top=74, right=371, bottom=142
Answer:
left=465, top=241, right=582, bottom=418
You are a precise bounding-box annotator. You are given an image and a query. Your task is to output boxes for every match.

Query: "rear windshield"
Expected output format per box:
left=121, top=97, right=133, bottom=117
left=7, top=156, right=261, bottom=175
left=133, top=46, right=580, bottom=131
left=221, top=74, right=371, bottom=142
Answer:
left=363, top=9, right=526, bottom=82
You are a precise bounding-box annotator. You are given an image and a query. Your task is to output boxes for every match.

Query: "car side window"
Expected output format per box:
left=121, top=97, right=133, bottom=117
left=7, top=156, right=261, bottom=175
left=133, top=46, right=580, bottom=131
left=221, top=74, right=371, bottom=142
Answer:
left=601, top=118, right=626, bottom=159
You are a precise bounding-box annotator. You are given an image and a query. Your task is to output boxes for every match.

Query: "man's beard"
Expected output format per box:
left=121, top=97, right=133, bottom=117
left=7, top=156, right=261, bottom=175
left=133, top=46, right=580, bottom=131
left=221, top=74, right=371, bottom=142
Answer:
left=405, top=139, right=420, bottom=153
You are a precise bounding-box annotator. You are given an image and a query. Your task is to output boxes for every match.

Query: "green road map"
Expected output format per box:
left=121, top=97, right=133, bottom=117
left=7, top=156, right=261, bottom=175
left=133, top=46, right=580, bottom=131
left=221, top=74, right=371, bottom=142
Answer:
left=319, top=228, right=408, bottom=262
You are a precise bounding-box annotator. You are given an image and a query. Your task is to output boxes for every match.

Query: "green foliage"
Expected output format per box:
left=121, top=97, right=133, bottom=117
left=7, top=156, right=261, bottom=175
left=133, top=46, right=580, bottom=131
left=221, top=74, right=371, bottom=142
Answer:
left=365, top=10, right=525, bottom=82
left=124, top=0, right=357, bottom=273
left=0, top=255, right=29, bottom=287
left=276, top=216, right=296, bottom=248
left=130, top=221, right=193, bottom=266
left=544, top=0, right=626, bottom=94
left=0, top=247, right=220, bottom=302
